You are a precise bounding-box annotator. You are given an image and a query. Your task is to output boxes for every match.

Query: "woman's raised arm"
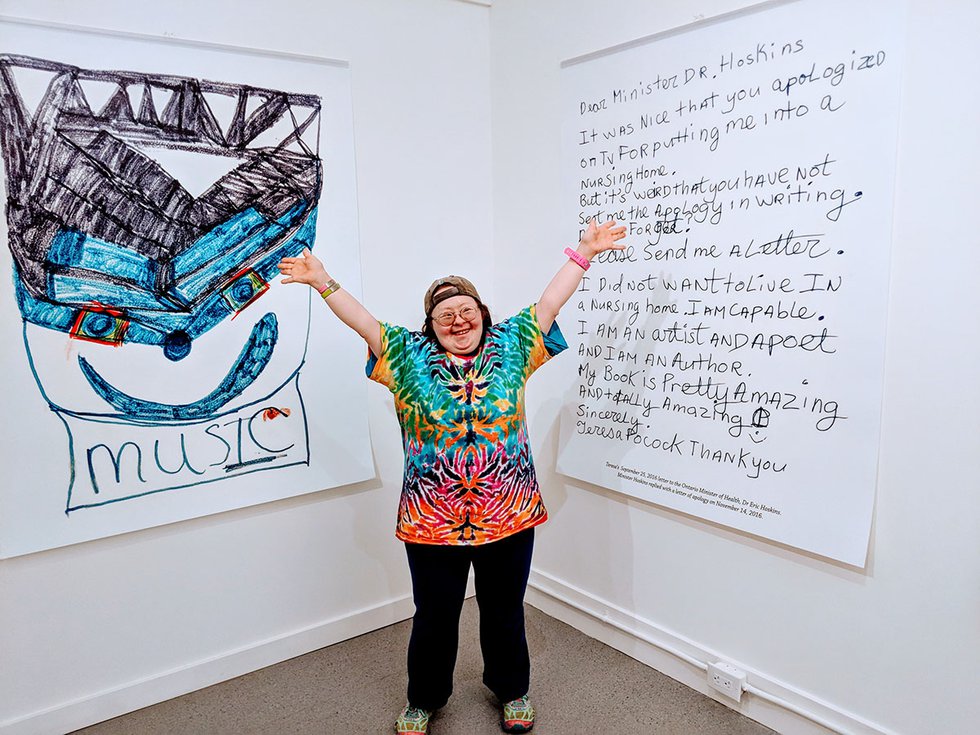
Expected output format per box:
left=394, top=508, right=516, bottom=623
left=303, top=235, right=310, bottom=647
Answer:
left=278, top=247, right=382, bottom=358
left=536, top=219, right=627, bottom=334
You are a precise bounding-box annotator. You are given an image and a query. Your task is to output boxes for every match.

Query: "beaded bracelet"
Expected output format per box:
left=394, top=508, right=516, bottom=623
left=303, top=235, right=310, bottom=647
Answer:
left=564, top=247, right=590, bottom=271
left=318, top=279, right=341, bottom=298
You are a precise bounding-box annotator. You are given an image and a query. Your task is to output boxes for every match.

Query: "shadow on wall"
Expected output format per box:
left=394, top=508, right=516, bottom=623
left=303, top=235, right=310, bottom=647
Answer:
left=534, top=394, right=637, bottom=616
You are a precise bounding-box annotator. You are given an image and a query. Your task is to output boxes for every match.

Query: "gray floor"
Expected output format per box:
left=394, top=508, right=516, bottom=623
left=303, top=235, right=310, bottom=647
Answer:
left=72, top=600, right=776, bottom=734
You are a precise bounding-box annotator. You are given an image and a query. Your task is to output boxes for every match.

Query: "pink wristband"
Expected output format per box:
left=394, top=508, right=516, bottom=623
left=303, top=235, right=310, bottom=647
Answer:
left=564, top=247, right=590, bottom=271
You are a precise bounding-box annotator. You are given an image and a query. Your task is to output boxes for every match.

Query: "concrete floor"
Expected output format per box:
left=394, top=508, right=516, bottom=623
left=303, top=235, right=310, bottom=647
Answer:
left=72, top=599, right=777, bottom=734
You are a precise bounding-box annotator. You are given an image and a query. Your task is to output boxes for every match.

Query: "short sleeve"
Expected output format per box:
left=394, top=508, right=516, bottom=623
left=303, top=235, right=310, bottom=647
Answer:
left=491, top=304, right=567, bottom=379
left=366, top=323, right=423, bottom=392
left=542, top=315, right=568, bottom=358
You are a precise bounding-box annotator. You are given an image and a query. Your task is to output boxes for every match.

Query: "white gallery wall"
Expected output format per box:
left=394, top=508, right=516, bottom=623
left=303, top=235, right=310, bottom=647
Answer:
left=0, top=1, right=492, bottom=733
left=490, top=1, right=979, bottom=734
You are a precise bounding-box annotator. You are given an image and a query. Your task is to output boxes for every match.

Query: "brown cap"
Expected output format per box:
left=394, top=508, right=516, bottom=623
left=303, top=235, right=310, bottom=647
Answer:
left=424, top=275, right=482, bottom=316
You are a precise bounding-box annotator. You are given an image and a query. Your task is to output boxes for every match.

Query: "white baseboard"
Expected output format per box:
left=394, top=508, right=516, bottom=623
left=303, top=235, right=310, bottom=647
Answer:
left=526, top=569, right=895, bottom=735
left=0, top=595, right=416, bottom=735
left=5, top=572, right=892, bottom=735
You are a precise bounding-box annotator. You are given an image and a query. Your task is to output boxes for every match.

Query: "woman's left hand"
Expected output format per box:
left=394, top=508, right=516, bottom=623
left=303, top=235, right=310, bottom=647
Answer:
left=578, top=217, right=628, bottom=258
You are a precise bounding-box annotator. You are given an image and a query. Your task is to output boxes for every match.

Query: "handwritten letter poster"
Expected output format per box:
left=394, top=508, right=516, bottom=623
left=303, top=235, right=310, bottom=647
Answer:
left=556, top=0, right=903, bottom=565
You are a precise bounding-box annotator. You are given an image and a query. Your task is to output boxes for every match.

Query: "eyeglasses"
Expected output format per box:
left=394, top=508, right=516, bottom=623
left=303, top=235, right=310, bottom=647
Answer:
left=432, top=305, right=479, bottom=326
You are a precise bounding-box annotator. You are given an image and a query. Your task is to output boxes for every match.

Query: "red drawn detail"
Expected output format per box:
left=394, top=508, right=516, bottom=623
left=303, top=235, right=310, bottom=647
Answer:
left=263, top=407, right=292, bottom=421
left=69, top=303, right=130, bottom=346
left=220, top=268, right=270, bottom=319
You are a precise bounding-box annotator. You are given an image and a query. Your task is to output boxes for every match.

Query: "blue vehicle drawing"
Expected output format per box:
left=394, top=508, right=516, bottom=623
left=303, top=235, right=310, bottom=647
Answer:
left=0, top=55, right=323, bottom=511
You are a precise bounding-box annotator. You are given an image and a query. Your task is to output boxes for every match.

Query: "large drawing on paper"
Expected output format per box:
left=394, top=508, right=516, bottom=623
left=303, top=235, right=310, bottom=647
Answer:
left=0, top=54, right=322, bottom=512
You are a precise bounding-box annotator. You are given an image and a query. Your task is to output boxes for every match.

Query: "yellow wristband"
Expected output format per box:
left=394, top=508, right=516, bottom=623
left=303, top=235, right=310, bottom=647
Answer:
left=319, top=279, right=340, bottom=299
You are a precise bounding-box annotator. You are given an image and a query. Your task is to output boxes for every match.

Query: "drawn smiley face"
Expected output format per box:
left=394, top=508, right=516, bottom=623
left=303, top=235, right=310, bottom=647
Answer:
left=20, top=268, right=311, bottom=422
left=12, top=198, right=319, bottom=422
left=749, top=406, right=771, bottom=444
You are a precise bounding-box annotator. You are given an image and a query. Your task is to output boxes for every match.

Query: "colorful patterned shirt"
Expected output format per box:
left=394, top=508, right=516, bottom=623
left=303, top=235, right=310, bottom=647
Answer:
left=367, top=304, right=567, bottom=545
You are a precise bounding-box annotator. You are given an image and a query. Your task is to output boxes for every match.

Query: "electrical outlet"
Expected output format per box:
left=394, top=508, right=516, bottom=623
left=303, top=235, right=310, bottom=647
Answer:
left=707, top=661, right=746, bottom=702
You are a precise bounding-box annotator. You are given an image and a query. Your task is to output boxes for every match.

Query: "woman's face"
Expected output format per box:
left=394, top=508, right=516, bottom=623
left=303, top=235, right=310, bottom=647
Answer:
left=430, top=294, right=484, bottom=355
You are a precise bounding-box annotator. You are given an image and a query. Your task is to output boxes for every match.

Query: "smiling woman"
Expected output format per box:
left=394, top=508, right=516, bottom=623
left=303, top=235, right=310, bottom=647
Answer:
left=421, top=275, right=490, bottom=356
left=277, top=217, right=626, bottom=735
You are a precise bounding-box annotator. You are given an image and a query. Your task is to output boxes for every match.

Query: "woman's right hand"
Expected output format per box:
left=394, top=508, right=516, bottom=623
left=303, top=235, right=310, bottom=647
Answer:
left=278, top=247, right=329, bottom=289
left=278, top=246, right=382, bottom=357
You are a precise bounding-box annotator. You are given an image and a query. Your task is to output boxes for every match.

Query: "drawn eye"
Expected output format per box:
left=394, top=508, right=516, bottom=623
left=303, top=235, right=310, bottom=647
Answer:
left=70, top=309, right=129, bottom=345
left=220, top=269, right=269, bottom=313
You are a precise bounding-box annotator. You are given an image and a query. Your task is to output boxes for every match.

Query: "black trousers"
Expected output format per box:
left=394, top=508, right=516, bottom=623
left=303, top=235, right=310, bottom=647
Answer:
left=404, top=528, right=535, bottom=711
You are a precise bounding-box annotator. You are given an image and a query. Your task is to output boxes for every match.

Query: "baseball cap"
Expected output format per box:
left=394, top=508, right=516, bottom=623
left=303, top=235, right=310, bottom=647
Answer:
left=423, top=275, right=482, bottom=316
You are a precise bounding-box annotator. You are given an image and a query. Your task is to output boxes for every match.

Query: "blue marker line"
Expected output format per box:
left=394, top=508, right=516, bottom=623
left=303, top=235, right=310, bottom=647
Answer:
left=78, top=312, right=279, bottom=420
left=252, top=205, right=318, bottom=281
left=15, top=277, right=75, bottom=331
left=171, top=208, right=268, bottom=278
left=46, top=229, right=158, bottom=290
left=169, top=203, right=307, bottom=301
left=51, top=274, right=172, bottom=310
left=64, top=371, right=312, bottom=512
left=14, top=203, right=317, bottom=349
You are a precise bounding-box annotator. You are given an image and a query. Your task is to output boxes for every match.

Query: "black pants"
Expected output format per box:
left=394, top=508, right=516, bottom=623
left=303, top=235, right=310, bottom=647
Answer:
left=404, top=528, right=534, bottom=711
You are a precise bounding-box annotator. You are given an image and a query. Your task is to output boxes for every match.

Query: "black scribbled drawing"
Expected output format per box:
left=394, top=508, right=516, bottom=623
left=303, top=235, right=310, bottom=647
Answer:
left=0, top=54, right=324, bottom=510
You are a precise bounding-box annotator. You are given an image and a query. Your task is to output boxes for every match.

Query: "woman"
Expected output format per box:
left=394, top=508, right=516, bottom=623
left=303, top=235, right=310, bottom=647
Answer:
left=277, top=219, right=626, bottom=734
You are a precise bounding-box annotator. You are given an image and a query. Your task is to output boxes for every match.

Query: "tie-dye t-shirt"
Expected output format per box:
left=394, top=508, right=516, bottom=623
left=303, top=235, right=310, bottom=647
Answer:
left=367, top=304, right=567, bottom=545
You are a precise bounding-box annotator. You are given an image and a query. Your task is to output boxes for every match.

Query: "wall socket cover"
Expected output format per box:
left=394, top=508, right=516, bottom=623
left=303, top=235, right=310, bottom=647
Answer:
left=707, top=661, right=746, bottom=702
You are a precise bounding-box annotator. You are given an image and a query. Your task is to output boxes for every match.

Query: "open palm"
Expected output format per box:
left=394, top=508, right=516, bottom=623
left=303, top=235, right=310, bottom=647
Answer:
left=580, top=218, right=627, bottom=257
left=278, top=247, right=328, bottom=287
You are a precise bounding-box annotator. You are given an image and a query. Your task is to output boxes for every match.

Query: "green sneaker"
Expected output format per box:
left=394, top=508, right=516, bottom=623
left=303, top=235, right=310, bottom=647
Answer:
left=501, top=694, right=535, bottom=733
left=395, top=704, right=431, bottom=734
